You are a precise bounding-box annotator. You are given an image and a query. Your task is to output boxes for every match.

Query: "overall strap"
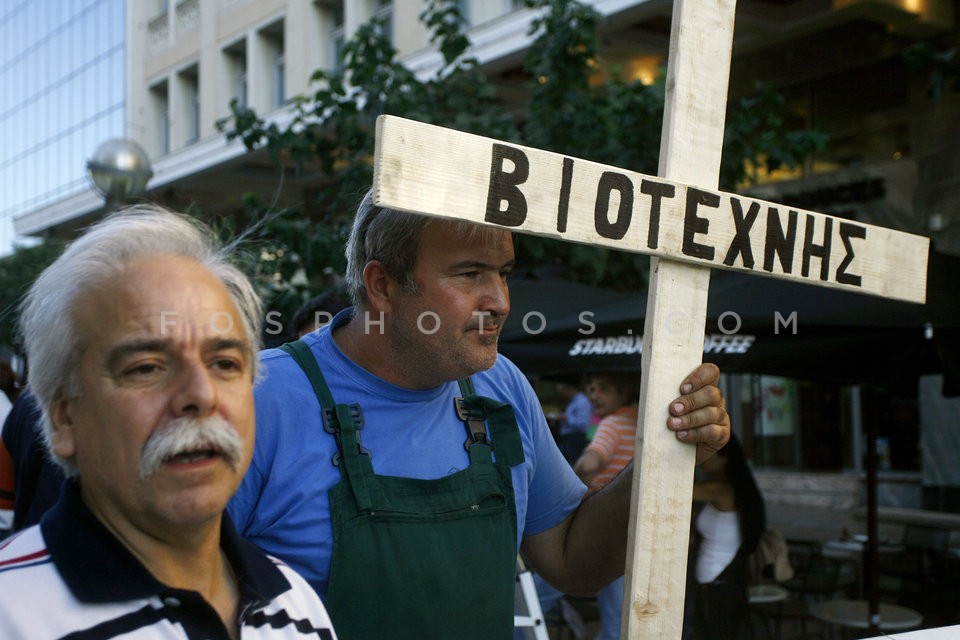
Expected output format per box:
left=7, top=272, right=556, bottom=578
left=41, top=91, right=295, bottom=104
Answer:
left=278, top=340, right=375, bottom=510
left=456, top=378, right=525, bottom=468
left=279, top=340, right=334, bottom=407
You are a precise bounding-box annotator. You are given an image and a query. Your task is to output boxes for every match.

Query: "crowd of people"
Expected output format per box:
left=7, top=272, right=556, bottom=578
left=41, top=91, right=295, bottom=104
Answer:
left=0, top=195, right=735, bottom=639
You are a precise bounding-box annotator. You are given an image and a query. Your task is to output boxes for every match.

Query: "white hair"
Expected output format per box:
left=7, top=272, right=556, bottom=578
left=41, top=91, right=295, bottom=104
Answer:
left=19, top=203, right=263, bottom=477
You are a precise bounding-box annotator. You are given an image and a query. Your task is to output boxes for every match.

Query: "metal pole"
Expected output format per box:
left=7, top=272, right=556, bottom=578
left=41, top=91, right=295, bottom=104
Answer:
left=865, top=399, right=880, bottom=635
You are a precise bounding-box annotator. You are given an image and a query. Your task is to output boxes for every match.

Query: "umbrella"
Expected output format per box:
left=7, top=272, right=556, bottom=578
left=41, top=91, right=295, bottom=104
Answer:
left=500, top=248, right=960, bottom=393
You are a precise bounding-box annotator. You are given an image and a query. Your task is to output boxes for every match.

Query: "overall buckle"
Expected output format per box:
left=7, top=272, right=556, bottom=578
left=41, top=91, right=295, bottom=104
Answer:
left=322, top=403, right=370, bottom=465
left=455, top=397, right=490, bottom=451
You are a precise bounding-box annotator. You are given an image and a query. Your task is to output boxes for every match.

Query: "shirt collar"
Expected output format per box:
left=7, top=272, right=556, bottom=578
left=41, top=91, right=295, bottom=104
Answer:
left=41, top=479, right=290, bottom=604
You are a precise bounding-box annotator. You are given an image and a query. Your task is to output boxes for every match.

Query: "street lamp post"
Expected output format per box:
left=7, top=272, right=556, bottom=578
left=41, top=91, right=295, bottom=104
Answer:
left=86, top=138, right=154, bottom=210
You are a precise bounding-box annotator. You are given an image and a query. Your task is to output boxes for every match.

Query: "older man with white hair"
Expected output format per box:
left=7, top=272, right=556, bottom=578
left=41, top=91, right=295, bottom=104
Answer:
left=0, top=205, right=337, bottom=640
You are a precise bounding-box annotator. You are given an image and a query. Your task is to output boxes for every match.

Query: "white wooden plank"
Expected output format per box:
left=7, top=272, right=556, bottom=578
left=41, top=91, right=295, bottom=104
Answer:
left=622, top=0, right=736, bottom=636
left=373, top=115, right=928, bottom=303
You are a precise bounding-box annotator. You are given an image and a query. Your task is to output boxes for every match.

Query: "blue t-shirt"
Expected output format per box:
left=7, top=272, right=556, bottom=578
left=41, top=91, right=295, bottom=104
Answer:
left=228, top=310, right=586, bottom=597
left=561, top=391, right=593, bottom=436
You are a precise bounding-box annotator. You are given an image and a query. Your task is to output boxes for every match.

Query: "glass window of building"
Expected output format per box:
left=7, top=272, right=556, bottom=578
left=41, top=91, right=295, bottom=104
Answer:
left=149, top=80, right=170, bottom=155
left=223, top=39, right=248, bottom=110
left=331, top=5, right=345, bottom=72
left=373, top=0, right=392, bottom=44
left=729, top=373, right=920, bottom=475
left=257, top=20, right=285, bottom=109
left=274, top=53, right=285, bottom=108
left=314, top=0, right=344, bottom=72
left=178, top=65, right=200, bottom=144
left=456, top=0, right=471, bottom=26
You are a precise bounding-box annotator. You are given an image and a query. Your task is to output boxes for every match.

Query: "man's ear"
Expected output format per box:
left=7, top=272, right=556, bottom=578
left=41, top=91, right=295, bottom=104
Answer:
left=49, top=393, right=77, bottom=460
left=362, top=260, right=397, bottom=314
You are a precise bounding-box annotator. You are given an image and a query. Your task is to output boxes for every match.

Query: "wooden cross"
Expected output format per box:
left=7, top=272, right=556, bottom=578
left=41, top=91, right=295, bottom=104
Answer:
left=370, top=1, right=927, bottom=637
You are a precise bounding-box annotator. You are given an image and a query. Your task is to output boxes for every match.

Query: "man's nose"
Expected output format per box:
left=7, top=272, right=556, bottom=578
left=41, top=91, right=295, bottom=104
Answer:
left=171, top=361, right=216, bottom=417
left=481, top=274, right=510, bottom=317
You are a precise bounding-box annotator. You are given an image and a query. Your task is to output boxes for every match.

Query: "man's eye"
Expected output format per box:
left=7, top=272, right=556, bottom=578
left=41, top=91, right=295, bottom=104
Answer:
left=213, top=358, right=242, bottom=372
left=126, top=363, right=161, bottom=377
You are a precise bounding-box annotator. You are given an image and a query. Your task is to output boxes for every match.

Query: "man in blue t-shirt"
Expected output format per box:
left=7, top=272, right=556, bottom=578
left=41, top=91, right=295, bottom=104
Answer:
left=228, top=191, right=732, bottom=639
left=554, top=378, right=594, bottom=464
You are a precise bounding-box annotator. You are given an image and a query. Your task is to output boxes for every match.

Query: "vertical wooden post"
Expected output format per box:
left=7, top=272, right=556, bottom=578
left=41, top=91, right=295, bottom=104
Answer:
left=622, top=1, right=738, bottom=637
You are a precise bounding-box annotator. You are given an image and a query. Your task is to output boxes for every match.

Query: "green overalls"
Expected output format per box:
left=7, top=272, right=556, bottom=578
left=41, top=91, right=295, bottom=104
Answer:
left=279, top=340, right=526, bottom=639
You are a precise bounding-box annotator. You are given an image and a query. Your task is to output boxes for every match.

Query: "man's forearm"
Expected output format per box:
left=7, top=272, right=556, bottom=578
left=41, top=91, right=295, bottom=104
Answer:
left=550, top=462, right=634, bottom=595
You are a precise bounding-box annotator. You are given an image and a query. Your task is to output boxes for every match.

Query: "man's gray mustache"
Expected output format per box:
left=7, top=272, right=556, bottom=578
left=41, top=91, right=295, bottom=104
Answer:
left=139, top=416, right=243, bottom=479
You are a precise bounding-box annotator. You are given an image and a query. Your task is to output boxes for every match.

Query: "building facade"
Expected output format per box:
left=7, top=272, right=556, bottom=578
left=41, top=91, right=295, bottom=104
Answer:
left=13, top=0, right=960, bottom=250
left=12, top=0, right=533, bottom=238
left=0, top=0, right=125, bottom=252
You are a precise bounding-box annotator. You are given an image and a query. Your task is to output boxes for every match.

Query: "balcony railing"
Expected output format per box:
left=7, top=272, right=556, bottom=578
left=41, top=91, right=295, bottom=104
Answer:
left=147, top=10, right=169, bottom=47
left=176, top=0, right=200, bottom=33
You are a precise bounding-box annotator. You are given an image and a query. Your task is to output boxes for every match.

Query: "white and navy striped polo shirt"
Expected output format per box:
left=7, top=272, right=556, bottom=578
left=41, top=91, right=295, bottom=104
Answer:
left=0, top=481, right=337, bottom=639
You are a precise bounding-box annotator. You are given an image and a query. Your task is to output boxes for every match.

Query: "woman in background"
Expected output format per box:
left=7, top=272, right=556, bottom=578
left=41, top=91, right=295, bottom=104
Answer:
left=686, top=433, right=766, bottom=640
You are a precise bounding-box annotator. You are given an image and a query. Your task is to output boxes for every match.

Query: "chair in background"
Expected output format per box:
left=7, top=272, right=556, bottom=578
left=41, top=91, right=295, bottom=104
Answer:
left=783, top=541, right=858, bottom=600
left=877, top=524, right=952, bottom=614
left=772, top=540, right=858, bottom=639
left=745, top=583, right=790, bottom=640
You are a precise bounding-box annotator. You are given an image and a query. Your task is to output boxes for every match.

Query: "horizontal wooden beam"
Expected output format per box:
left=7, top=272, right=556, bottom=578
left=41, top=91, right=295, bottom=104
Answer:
left=373, top=115, right=928, bottom=303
